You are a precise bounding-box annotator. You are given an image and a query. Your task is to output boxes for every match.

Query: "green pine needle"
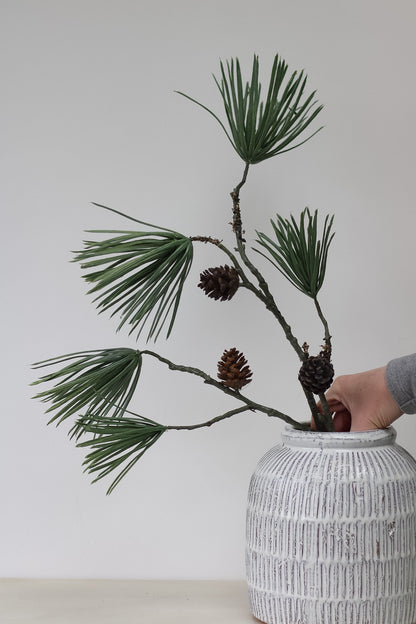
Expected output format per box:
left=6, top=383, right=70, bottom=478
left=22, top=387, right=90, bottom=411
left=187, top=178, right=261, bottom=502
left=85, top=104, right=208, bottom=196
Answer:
left=73, top=206, right=194, bottom=342
left=176, top=53, right=323, bottom=164
left=76, top=414, right=166, bottom=494
left=255, top=208, right=335, bottom=297
left=32, top=348, right=143, bottom=431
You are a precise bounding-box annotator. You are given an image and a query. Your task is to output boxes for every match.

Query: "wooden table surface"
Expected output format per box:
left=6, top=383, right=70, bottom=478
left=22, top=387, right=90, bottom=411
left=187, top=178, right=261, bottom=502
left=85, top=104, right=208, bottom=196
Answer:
left=0, top=579, right=255, bottom=623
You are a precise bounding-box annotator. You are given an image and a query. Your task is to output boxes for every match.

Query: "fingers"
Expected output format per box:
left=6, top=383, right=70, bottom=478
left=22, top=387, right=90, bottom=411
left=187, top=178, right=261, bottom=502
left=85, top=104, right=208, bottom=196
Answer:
left=333, top=411, right=351, bottom=432
left=325, top=376, right=348, bottom=407
left=313, top=367, right=402, bottom=433
left=324, top=398, right=347, bottom=412
left=311, top=409, right=351, bottom=432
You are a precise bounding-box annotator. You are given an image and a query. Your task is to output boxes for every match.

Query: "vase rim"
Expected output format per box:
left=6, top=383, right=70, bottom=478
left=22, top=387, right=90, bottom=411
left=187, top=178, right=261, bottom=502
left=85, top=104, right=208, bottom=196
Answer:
left=282, top=426, right=397, bottom=449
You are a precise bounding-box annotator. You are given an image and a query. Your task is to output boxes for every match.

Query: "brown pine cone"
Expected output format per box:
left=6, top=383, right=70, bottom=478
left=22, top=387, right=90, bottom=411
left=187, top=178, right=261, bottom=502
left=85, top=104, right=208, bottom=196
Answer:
left=198, top=265, right=239, bottom=301
left=298, top=353, right=334, bottom=394
left=217, top=347, right=253, bottom=390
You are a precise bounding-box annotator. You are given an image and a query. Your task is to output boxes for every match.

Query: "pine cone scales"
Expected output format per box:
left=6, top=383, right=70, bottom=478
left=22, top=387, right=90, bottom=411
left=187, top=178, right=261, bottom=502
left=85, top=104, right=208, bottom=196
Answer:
left=198, top=265, right=239, bottom=301
left=218, top=348, right=253, bottom=390
left=298, top=353, right=334, bottom=394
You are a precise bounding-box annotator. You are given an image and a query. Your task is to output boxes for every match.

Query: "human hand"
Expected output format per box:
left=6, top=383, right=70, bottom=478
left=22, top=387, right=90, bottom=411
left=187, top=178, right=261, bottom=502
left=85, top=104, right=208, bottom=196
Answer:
left=314, top=366, right=403, bottom=432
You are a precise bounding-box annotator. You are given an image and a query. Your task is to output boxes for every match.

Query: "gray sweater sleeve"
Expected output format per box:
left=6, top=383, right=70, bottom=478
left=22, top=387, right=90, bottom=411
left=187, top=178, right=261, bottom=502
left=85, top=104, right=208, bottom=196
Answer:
left=386, top=354, right=416, bottom=414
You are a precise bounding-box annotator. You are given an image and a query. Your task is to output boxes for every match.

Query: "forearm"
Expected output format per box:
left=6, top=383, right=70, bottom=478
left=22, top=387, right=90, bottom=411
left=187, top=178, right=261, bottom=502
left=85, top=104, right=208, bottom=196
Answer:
left=386, top=353, right=416, bottom=414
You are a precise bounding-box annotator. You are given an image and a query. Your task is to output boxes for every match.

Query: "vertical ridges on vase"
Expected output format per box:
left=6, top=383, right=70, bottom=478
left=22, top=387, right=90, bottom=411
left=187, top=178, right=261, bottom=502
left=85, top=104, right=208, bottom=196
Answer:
left=246, top=429, right=416, bottom=624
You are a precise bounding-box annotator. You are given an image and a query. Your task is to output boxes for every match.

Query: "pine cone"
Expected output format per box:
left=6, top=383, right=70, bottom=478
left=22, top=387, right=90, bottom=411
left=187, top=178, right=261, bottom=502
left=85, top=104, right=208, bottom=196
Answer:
left=198, top=265, right=239, bottom=301
left=298, top=353, right=334, bottom=394
left=217, top=348, right=253, bottom=390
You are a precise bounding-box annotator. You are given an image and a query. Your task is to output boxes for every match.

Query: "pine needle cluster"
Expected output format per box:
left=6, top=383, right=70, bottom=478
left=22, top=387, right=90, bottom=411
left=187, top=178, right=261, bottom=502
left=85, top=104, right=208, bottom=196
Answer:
left=74, top=205, right=193, bottom=342
left=32, top=348, right=142, bottom=428
left=177, top=54, right=323, bottom=164
left=76, top=414, right=166, bottom=495
left=255, top=208, right=334, bottom=298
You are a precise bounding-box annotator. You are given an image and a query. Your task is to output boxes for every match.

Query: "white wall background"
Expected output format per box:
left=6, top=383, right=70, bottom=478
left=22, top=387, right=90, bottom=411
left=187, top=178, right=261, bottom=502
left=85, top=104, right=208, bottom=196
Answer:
left=2, top=0, right=416, bottom=580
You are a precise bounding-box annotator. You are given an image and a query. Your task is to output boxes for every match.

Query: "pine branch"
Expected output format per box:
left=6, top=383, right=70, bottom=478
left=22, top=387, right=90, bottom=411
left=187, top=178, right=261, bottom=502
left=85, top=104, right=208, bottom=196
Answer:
left=191, top=235, right=273, bottom=306
left=230, top=166, right=306, bottom=360
left=191, top=230, right=329, bottom=428
left=166, top=406, right=252, bottom=430
left=230, top=162, right=249, bottom=241
left=228, top=167, right=333, bottom=430
left=318, top=392, right=334, bottom=427
left=314, top=296, right=332, bottom=353
left=74, top=400, right=310, bottom=494
left=141, top=350, right=309, bottom=429
left=314, top=298, right=333, bottom=424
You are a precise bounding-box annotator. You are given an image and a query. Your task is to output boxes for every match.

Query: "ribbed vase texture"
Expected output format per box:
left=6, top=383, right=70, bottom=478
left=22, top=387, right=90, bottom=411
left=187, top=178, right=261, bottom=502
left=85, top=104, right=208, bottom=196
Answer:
left=246, top=427, right=416, bottom=624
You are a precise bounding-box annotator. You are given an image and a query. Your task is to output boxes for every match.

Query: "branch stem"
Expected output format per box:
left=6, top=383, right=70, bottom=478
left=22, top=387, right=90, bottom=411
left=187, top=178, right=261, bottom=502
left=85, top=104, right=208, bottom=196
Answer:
left=141, top=350, right=310, bottom=430
left=167, top=406, right=252, bottom=430
left=230, top=163, right=250, bottom=241
left=192, top=165, right=334, bottom=431
left=230, top=166, right=306, bottom=361
left=228, top=166, right=327, bottom=426
left=314, top=297, right=332, bottom=354
left=302, top=388, right=324, bottom=430
left=318, top=392, right=334, bottom=430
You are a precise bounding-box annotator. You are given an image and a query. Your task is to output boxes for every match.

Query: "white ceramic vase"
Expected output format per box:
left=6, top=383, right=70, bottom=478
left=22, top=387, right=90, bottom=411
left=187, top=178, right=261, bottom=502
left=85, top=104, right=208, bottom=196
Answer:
left=246, top=427, right=416, bottom=624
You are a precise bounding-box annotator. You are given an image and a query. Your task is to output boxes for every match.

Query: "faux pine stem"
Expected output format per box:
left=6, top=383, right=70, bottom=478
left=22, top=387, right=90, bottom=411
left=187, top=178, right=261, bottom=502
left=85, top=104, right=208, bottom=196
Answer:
left=304, top=389, right=333, bottom=432
left=229, top=165, right=333, bottom=431
left=194, top=235, right=307, bottom=362
left=314, top=297, right=332, bottom=353
left=167, top=406, right=252, bottom=430
left=230, top=162, right=250, bottom=241
left=167, top=405, right=308, bottom=432
left=318, top=392, right=334, bottom=423
left=193, top=170, right=308, bottom=363
left=230, top=165, right=305, bottom=359
left=141, top=350, right=310, bottom=430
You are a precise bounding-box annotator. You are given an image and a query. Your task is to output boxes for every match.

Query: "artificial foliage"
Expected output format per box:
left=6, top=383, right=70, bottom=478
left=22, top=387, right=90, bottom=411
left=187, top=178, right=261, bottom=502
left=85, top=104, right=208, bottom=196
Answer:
left=33, top=53, right=337, bottom=494
left=73, top=207, right=194, bottom=342
left=176, top=54, right=323, bottom=164
left=255, top=209, right=334, bottom=298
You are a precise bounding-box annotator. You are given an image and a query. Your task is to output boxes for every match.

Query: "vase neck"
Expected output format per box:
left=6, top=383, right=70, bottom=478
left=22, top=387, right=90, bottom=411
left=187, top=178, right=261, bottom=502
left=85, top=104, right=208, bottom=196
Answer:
left=282, top=426, right=397, bottom=450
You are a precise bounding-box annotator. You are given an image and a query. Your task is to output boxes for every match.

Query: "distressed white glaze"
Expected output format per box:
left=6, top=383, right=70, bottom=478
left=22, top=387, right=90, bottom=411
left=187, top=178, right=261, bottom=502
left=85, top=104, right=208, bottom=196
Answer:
left=246, top=427, right=416, bottom=624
